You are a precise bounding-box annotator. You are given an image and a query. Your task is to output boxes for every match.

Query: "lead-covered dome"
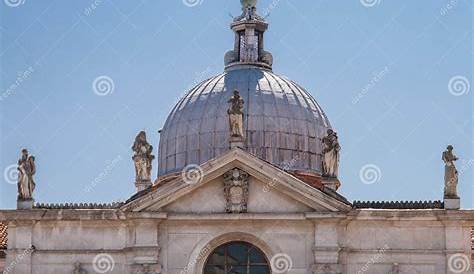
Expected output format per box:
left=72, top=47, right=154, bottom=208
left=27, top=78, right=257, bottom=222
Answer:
left=158, top=67, right=332, bottom=177
left=157, top=1, right=333, bottom=178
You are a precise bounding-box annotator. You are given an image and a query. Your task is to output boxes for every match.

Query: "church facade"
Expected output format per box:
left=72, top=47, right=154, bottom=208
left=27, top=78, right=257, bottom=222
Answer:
left=0, top=1, right=473, bottom=274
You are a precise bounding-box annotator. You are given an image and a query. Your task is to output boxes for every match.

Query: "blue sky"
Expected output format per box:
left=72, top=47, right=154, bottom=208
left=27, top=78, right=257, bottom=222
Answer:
left=0, top=0, right=472, bottom=209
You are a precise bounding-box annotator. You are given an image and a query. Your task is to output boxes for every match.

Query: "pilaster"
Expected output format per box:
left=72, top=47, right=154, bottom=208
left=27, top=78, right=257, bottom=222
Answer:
left=311, top=221, right=343, bottom=274
left=126, top=219, right=162, bottom=274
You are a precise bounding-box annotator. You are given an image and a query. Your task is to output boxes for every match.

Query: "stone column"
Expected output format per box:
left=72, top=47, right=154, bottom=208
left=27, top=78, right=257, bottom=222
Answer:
left=126, top=218, right=162, bottom=274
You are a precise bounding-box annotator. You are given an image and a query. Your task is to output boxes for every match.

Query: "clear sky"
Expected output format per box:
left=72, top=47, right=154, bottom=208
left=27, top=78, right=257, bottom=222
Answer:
left=0, top=0, right=472, bottom=209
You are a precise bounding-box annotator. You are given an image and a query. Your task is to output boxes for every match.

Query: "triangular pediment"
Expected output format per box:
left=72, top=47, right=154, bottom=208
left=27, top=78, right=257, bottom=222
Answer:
left=121, top=148, right=351, bottom=213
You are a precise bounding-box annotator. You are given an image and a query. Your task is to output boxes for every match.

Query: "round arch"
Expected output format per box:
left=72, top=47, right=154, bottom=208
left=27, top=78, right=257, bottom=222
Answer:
left=189, top=232, right=278, bottom=274
left=203, top=241, right=270, bottom=273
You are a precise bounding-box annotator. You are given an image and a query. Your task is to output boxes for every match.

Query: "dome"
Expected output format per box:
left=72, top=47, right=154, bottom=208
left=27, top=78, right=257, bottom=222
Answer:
left=157, top=1, right=334, bottom=178
left=158, top=67, right=332, bottom=177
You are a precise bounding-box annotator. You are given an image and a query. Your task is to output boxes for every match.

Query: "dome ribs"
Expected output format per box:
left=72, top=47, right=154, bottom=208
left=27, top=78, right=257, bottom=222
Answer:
left=158, top=68, right=332, bottom=177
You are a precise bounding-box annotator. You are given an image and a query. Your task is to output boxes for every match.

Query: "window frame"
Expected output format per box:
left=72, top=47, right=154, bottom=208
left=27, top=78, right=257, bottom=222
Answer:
left=203, top=241, right=270, bottom=274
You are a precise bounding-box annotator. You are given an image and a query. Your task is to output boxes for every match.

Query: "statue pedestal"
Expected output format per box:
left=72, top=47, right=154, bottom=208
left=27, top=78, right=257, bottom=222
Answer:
left=17, top=198, right=34, bottom=209
left=135, top=179, right=152, bottom=192
left=444, top=197, right=460, bottom=210
left=321, top=177, right=341, bottom=191
left=229, top=136, right=244, bottom=149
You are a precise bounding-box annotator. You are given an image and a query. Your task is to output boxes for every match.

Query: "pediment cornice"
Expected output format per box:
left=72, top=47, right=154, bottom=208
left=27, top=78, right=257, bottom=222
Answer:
left=120, top=148, right=352, bottom=213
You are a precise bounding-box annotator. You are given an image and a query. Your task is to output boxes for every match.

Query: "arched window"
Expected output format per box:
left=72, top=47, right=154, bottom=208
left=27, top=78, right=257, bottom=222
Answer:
left=203, top=241, right=270, bottom=274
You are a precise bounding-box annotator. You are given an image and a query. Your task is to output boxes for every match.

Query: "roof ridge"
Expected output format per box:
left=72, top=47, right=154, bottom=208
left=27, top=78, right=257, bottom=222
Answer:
left=353, top=200, right=444, bottom=209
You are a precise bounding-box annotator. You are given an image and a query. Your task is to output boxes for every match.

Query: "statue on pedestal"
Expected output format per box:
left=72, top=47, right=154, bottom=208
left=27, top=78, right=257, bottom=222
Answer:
left=322, top=129, right=340, bottom=178
left=132, top=131, right=154, bottom=183
left=442, top=145, right=459, bottom=198
left=17, top=149, right=36, bottom=200
left=241, top=0, right=257, bottom=9
left=228, top=90, right=245, bottom=138
left=235, top=0, right=261, bottom=21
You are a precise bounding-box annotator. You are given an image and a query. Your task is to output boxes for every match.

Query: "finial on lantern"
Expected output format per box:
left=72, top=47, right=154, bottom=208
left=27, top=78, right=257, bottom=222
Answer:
left=240, top=0, right=257, bottom=9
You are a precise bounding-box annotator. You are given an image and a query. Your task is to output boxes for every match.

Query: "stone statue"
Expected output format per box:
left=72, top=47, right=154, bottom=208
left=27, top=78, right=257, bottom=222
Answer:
left=17, top=149, right=36, bottom=200
left=322, top=129, right=340, bottom=178
left=72, top=262, right=88, bottom=274
left=442, top=145, right=459, bottom=198
left=228, top=90, right=245, bottom=138
left=224, top=50, right=238, bottom=66
left=235, top=0, right=262, bottom=21
left=241, top=0, right=257, bottom=9
left=132, top=131, right=154, bottom=183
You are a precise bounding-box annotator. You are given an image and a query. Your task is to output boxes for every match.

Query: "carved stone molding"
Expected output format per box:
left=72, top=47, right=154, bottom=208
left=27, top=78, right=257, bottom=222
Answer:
left=131, top=263, right=161, bottom=274
left=223, top=168, right=249, bottom=213
left=311, top=263, right=342, bottom=274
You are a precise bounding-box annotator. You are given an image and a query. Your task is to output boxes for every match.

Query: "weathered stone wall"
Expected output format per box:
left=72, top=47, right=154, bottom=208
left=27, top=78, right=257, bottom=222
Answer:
left=0, top=256, right=5, bottom=273
left=3, top=219, right=129, bottom=274
left=160, top=219, right=314, bottom=274
left=0, top=172, right=472, bottom=274
left=343, top=220, right=447, bottom=274
left=1, top=212, right=473, bottom=274
left=162, top=177, right=313, bottom=213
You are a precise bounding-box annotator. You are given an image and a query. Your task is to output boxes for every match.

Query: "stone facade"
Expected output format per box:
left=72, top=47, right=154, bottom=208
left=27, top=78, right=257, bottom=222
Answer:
left=1, top=2, right=472, bottom=274
left=0, top=149, right=472, bottom=274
